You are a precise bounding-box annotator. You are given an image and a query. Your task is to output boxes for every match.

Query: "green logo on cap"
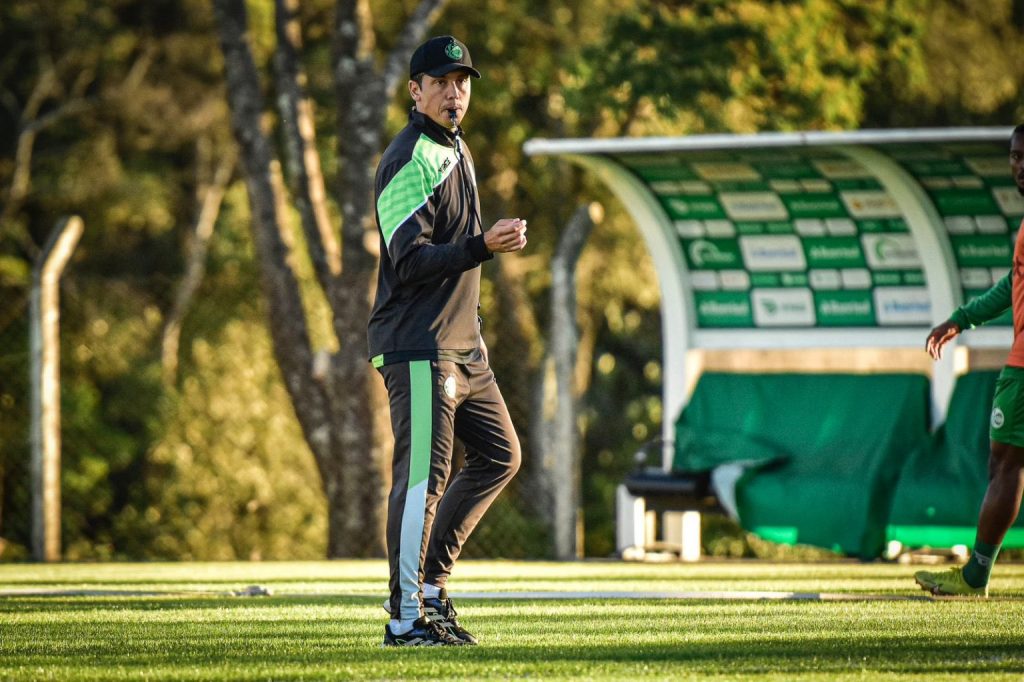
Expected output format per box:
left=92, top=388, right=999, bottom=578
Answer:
left=445, top=41, right=463, bottom=60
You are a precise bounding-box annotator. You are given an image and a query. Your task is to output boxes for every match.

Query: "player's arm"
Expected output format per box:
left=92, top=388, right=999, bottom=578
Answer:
left=376, top=159, right=491, bottom=285
left=951, top=270, right=1012, bottom=329
left=927, top=271, right=1012, bottom=360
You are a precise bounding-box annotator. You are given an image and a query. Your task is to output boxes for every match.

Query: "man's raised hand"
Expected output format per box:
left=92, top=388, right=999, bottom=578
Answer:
left=484, top=218, right=527, bottom=253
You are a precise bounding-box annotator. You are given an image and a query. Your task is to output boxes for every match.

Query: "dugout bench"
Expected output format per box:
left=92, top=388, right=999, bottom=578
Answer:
left=617, top=453, right=723, bottom=561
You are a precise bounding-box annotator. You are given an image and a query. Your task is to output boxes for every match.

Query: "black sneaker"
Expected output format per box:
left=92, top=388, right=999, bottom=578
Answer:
left=424, top=589, right=478, bottom=645
left=383, top=617, right=464, bottom=646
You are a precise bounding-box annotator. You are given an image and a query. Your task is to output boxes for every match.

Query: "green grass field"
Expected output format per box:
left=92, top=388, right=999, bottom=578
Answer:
left=2, top=560, right=1023, bottom=680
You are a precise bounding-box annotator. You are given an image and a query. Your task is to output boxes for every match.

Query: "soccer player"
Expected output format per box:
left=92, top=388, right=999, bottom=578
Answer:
left=368, top=35, right=527, bottom=645
left=915, top=123, right=1024, bottom=597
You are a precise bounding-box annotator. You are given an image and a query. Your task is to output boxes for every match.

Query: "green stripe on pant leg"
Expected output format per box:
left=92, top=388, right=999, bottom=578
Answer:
left=398, top=360, right=432, bottom=619
left=408, top=362, right=432, bottom=489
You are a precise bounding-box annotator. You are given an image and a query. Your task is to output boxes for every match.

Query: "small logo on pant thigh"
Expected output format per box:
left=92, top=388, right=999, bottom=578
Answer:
left=444, top=374, right=457, bottom=399
left=991, top=407, right=1005, bottom=429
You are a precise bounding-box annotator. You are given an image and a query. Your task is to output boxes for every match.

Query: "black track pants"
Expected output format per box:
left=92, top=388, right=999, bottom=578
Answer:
left=379, top=356, right=520, bottom=620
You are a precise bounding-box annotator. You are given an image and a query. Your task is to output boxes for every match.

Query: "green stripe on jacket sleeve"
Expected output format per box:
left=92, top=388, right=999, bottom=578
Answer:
left=377, top=160, right=432, bottom=248
left=376, top=136, right=457, bottom=249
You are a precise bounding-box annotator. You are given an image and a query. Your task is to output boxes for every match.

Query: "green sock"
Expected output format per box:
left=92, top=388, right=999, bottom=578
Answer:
left=962, top=539, right=1000, bottom=588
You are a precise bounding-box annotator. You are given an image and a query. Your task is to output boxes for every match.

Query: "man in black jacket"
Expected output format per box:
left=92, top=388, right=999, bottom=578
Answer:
left=369, top=35, right=527, bottom=647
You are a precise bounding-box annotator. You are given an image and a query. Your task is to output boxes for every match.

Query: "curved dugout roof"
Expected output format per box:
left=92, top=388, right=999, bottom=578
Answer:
left=524, top=128, right=1024, bottom=445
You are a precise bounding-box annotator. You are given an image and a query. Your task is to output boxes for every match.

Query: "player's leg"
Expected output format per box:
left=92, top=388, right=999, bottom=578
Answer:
left=379, top=361, right=462, bottom=645
left=425, top=360, right=520, bottom=584
left=916, top=368, right=1024, bottom=596
left=964, top=440, right=1024, bottom=582
left=420, top=358, right=520, bottom=641
left=977, top=442, right=1024, bottom=542
left=968, top=368, right=1024, bottom=588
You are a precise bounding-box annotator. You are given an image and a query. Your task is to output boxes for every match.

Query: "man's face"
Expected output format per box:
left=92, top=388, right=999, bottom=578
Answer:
left=1012, top=132, right=1024, bottom=196
left=409, top=70, right=472, bottom=129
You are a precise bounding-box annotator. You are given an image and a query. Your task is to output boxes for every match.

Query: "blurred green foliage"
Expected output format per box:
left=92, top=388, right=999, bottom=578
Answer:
left=121, top=317, right=327, bottom=561
left=1, top=0, right=1022, bottom=560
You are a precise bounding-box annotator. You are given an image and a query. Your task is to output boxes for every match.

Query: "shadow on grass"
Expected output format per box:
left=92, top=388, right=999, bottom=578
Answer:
left=2, top=596, right=1023, bottom=677
left=0, top=594, right=375, bottom=608
left=4, top=632, right=1023, bottom=677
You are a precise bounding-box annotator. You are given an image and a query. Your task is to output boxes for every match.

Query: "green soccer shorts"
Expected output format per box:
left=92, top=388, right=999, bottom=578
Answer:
left=989, top=366, right=1024, bottom=447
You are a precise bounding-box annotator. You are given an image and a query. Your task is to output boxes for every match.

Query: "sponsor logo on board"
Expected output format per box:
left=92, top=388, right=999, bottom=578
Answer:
left=993, top=187, right=1024, bottom=215
left=740, top=235, right=806, bottom=271
left=861, top=234, right=922, bottom=269
left=692, top=163, right=761, bottom=182
left=873, top=287, right=931, bottom=325
left=688, top=239, right=740, bottom=268
left=841, top=190, right=901, bottom=218
left=719, top=192, right=789, bottom=221
left=751, top=289, right=815, bottom=326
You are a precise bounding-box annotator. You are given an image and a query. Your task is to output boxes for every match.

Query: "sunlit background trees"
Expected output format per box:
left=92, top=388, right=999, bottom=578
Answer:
left=2, top=0, right=1022, bottom=560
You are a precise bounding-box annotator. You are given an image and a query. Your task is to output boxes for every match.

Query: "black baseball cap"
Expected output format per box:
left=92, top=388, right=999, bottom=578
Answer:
left=409, top=36, right=481, bottom=79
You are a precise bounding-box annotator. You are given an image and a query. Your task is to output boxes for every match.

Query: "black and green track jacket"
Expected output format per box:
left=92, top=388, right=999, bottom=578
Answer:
left=367, top=110, right=493, bottom=367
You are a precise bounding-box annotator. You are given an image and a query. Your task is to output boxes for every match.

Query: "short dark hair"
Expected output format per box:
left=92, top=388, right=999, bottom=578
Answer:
left=412, top=73, right=424, bottom=86
left=1012, top=123, right=1024, bottom=141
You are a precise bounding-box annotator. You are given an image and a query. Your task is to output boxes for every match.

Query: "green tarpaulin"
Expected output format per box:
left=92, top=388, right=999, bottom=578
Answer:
left=674, top=373, right=931, bottom=558
left=888, top=371, right=1024, bottom=548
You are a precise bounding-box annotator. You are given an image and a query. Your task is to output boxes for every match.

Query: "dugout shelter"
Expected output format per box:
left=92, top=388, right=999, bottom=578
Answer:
left=524, top=128, right=1024, bottom=559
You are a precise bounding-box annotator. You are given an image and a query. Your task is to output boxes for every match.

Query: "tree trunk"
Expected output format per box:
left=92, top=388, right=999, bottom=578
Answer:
left=161, top=147, right=234, bottom=385
left=213, top=0, right=333, bottom=504
left=541, top=204, right=598, bottom=559
left=318, top=0, right=449, bottom=557
left=213, top=0, right=449, bottom=556
left=273, top=0, right=340, bottom=288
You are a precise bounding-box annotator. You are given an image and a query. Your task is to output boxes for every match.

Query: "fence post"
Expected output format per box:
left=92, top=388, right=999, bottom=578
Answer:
left=30, top=216, right=83, bottom=562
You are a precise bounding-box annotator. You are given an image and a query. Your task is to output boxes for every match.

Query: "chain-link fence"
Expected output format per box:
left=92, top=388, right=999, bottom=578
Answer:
left=466, top=272, right=552, bottom=559
left=0, top=291, right=31, bottom=560
left=0, top=255, right=560, bottom=561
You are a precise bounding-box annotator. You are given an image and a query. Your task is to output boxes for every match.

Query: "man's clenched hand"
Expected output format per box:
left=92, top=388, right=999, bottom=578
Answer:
left=484, top=218, right=527, bottom=253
